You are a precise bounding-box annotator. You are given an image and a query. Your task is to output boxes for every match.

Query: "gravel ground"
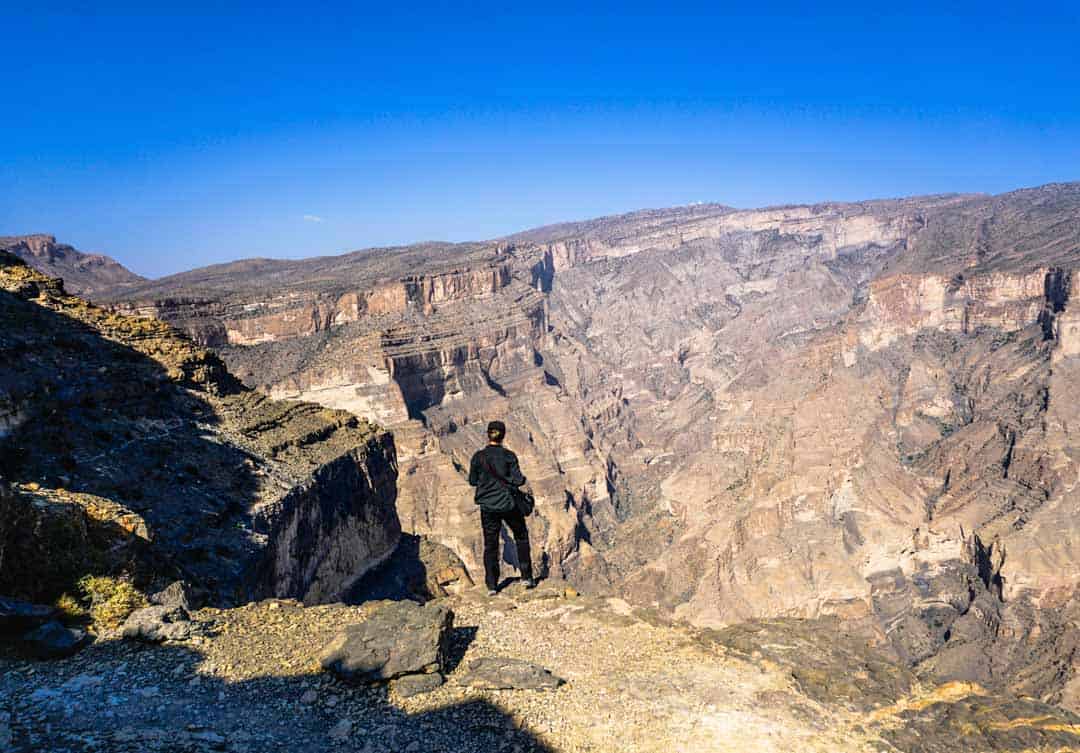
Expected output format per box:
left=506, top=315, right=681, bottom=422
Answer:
left=4, top=580, right=1078, bottom=753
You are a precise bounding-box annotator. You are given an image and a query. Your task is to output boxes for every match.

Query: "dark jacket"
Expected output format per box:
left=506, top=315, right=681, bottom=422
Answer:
left=468, top=445, right=526, bottom=512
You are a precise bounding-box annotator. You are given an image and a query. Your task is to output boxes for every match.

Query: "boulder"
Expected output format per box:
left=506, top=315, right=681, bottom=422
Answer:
left=391, top=672, right=445, bottom=698
left=0, top=596, right=57, bottom=635
left=320, top=600, right=452, bottom=682
left=455, top=657, right=563, bottom=690
left=149, top=580, right=205, bottom=612
left=121, top=605, right=192, bottom=642
left=22, top=620, right=88, bottom=659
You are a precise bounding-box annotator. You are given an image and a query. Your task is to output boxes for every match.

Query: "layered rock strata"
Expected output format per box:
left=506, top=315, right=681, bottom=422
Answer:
left=0, top=252, right=398, bottom=606
left=104, top=250, right=615, bottom=582
left=99, top=182, right=1080, bottom=707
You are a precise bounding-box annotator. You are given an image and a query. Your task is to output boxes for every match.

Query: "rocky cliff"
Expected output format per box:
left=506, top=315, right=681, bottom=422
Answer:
left=98, top=181, right=1080, bottom=708
left=103, top=245, right=616, bottom=584
left=0, top=252, right=399, bottom=607
left=1, top=235, right=144, bottom=297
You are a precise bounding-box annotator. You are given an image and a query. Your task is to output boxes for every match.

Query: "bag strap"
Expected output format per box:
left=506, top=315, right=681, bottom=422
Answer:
left=481, top=452, right=515, bottom=488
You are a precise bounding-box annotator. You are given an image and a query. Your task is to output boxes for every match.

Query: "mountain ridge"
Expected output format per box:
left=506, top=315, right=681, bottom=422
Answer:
left=0, top=234, right=144, bottom=296
left=11, top=182, right=1074, bottom=299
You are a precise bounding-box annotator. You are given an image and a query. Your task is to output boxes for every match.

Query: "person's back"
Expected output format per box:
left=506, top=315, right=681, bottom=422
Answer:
left=469, top=443, right=524, bottom=513
left=467, top=420, right=535, bottom=595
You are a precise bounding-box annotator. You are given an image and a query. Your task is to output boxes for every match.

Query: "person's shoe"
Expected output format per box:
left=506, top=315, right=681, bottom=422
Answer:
left=524, top=578, right=538, bottom=590
left=487, top=588, right=498, bottom=597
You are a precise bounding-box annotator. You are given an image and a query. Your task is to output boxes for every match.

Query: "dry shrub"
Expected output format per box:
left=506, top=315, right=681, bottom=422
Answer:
left=77, top=575, right=147, bottom=629
left=53, top=592, right=89, bottom=624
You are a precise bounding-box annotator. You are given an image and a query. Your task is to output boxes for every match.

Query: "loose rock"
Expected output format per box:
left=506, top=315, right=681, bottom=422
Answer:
left=455, top=657, right=563, bottom=690
left=61, top=674, right=103, bottom=692
left=391, top=672, right=445, bottom=698
left=121, top=605, right=193, bottom=642
left=0, top=596, right=57, bottom=634
left=327, top=719, right=352, bottom=740
left=320, top=600, right=452, bottom=683
left=0, top=712, right=11, bottom=749
left=22, top=620, right=88, bottom=659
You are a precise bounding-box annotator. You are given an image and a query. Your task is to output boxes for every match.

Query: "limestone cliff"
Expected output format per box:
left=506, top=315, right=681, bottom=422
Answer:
left=103, top=247, right=614, bottom=584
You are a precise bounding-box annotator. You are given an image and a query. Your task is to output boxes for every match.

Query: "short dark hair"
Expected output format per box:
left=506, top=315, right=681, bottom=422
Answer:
left=487, top=420, right=506, bottom=442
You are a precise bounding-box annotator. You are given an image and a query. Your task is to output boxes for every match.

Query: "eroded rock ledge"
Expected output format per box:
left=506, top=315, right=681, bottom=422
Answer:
left=0, top=252, right=399, bottom=607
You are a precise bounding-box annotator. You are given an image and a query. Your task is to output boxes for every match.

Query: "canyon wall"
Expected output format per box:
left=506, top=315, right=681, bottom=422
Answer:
left=99, top=182, right=1080, bottom=706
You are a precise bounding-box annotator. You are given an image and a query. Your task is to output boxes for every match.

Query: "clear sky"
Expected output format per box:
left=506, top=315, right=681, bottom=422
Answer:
left=3, top=2, right=1079, bottom=278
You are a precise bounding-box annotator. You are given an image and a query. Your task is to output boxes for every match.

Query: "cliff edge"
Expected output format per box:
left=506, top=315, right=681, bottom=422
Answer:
left=0, top=251, right=400, bottom=608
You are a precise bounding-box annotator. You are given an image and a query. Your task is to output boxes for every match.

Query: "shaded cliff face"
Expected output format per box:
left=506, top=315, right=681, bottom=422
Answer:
left=0, top=234, right=144, bottom=297
left=0, top=253, right=399, bottom=606
left=101, top=182, right=1080, bottom=706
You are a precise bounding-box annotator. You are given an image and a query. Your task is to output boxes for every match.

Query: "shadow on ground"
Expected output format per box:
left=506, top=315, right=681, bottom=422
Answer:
left=1, top=637, right=554, bottom=753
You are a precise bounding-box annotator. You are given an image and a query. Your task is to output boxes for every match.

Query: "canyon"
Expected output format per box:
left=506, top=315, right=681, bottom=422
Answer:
left=10, top=182, right=1080, bottom=718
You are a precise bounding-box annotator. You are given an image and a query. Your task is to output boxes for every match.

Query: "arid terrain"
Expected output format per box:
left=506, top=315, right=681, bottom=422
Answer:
left=5, top=182, right=1080, bottom=751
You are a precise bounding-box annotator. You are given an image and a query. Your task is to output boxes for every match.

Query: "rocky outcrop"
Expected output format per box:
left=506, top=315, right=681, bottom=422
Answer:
left=0, top=235, right=144, bottom=297
left=0, top=252, right=399, bottom=607
left=120, top=604, right=194, bottom=642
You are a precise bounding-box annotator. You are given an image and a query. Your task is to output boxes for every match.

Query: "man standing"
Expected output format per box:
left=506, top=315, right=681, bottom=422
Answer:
left=468, top=420, right=536, bottom=595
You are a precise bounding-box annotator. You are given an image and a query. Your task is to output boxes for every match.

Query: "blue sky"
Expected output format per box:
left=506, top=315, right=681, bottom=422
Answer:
left=2, top=2, right=1079, bottom=278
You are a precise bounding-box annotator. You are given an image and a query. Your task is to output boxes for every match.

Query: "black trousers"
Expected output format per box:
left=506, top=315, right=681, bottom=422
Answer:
left=480, top=507, right=533, bottom=590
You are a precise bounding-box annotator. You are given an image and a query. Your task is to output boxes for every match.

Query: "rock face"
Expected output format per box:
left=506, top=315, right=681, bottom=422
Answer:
left=102, top=244, right=615, bottom=587
left=98, top=182, right=1080, bottom=708
left=349, top=533, right=474, bottom=602
left=0, top=252, right=399, bottom=607
left=0, top=235, right=144, bottom=297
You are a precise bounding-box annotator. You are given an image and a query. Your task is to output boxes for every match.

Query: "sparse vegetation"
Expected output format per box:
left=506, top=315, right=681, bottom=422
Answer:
left=77, top=575, right=147, bottom=629
left=53, top=592, right=89, bottom=624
